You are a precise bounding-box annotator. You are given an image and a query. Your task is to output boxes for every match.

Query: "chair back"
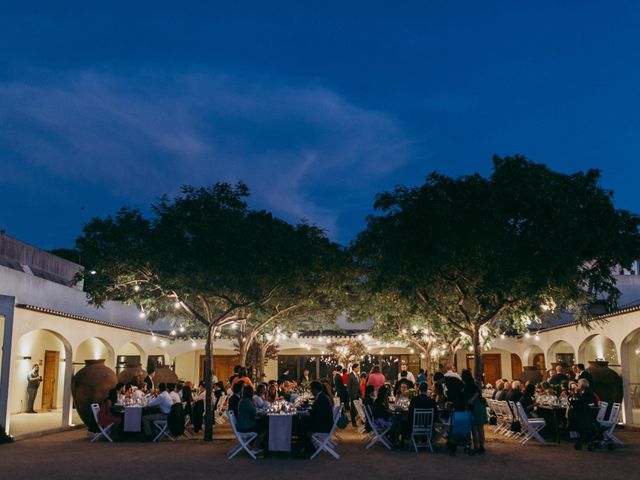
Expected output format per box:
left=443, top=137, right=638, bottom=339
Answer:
left=607, top=402, right=621, bottom=424
left=411, top=408, right=434, bottom=435
left=353, top=399, right=366, bottom=422
left=227, top=410, right=240, bottom=435
left=328, top=405, right=342, bottom=436
left=216, top=394, right=227, bottom=414
left=596, top=401, right=608, bottom=422
left=91, top=403, right=101, bottom=423
left=363, top=403, right=375, bottom=426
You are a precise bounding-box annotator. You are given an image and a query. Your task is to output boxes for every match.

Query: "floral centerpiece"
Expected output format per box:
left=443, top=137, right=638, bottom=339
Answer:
left=267, top=399, right=297, bottom=415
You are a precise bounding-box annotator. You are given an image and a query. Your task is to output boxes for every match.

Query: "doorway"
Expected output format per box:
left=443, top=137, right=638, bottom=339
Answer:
left=199, top=355, right=240, bottom=383
left=41, top=350, right=59, bottom=411
left=466, top=353, right=502, bottom=385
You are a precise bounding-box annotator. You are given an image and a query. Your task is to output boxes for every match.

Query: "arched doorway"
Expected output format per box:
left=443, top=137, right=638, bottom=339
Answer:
left=579, top=334, right=620, bottom=373
left=75, top=337, right=116, bottom=372
left=115, top=342, right=146, bottom=374
left=9, top=329, right=74, bottom=436
left=548, top=340, right=576, bottom=368
left=621, top=329, right=640, bottom=424
left=524, top=345, right=546, bottom=379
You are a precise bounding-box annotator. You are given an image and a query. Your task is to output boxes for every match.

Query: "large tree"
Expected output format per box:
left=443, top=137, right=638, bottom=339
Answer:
left=76, top=183, right=347, bottom=440
left=355, top=156, right=640, bottom=384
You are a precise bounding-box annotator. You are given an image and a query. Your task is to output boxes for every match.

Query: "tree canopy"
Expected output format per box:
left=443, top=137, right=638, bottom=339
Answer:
left=76, top=183, right=349, bottom=439
left=354, top=155, right=640, bottom=382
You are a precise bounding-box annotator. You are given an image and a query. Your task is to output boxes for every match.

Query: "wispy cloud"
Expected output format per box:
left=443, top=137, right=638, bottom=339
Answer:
left=0, top=70, right=411, bottom=239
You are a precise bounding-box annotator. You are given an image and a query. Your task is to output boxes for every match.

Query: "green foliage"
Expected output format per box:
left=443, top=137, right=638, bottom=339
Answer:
left=355, top=156, right=640, bottom=381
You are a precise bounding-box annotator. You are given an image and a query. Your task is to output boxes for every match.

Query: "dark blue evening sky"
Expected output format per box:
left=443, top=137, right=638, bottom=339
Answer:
left=2, top=1, right=640, bottom=249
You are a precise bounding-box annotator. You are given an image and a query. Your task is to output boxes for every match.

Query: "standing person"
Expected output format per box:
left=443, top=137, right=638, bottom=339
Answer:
left=359, top=371, right=368, bottom=397
left=573, top=364, right=595, bottom=391
left=461, top=369, right=487, bottom=454
left=398, top=362, right=416, bottom=383
left=367, top=365, right=386, bottom=392
left=416, top=368, right=427, bottom=385
left=333, top=366, right=348, bottom=407
left=299, top=368, right=312, bottom=388
left=347, top=364, right=362, bottom=427
left=26, top=364, right=42, bottom=413
left=143, top=367, right=156, bottom=392
left=278, top=368, right=292, bottom=384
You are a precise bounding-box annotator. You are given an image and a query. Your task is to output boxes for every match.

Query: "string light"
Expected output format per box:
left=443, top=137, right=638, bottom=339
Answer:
left=170, top=329, right=176, bottom=336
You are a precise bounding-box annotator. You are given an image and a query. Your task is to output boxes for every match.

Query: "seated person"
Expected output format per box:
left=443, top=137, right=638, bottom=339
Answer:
left=394, top=371, right=414, bottom=396
left=395, top=382, right=412, bottom=403
left=237, top=386, right=267, bottom=451
left=431, top=372, right=446, bottom=410
left=168, top=383, right=181, bottom=404
left=519, top=383, right=538, bottom=418
left=97, top=386, right=123, bottom=439
left=280, top=381, right=294, bottom=402
left=549, top=366, right=568, bottom=385
left=506, top=380, right=523, bottom=403
left=228, top=380, right=245, bottom=417
left=409, top=382, right=438, bottom=427
left=372, top=385, right=401, bottom=443
left=232, top=367, right=254, bottom=389
left=253, top=384, right=271, bottom=409
left=142, top=383, right=172, bottom=439
left=266, top=382, right=279, bottom=403
left=298, top=381, right=334, bottom=457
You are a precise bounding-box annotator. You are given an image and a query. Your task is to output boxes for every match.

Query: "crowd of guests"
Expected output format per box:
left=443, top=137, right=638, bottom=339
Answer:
left=489, top=363, right=604, bottom=449
left=97, top=362, right=492, bottom=454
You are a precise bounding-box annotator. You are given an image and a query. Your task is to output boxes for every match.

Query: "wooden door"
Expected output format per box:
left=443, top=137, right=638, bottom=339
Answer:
left=482, top=354, right=502, bottom=386
left=511, top=354, right=523, bottom=380
left=41, top=350, right=59, bottom=411
left=533, top=353, right=546, bottom=377
left=199, top=355, right=239, bottom=383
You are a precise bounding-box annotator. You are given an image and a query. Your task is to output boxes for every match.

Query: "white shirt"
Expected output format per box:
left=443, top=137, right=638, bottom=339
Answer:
left=169, top=391, right=182, bottom=405
left=444, top=370, right=462, bottom=380
left=253, top=395, right=270, bottom=409
left=148, top=391, right=173, bottom=414
left=398, top=371, right=416, bottom=383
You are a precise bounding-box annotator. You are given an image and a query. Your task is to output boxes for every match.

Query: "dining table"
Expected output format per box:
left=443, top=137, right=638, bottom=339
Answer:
left=536, top=404, right=568, bottom=443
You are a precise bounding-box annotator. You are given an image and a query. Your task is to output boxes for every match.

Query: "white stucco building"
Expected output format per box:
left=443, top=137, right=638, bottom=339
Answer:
left=1, top=232, right=639, bottom=437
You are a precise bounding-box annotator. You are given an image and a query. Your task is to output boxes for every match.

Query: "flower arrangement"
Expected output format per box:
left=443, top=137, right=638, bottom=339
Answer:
left=267, top=399, right=297, bottom=415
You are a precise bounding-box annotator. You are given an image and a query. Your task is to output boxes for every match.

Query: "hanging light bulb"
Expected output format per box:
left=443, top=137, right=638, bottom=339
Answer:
left=134, top=285, right=140, bottom=292
left=179, top=326, right=186, bottom=333
left=170, top=329, right=176, bottom=336
left=230, top=322, right=238, bottom=330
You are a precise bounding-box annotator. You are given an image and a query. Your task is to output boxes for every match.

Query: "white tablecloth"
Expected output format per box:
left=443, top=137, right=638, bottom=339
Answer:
left=268, top=414, right=293, bottom=452
left=123, top=406, right=143, bottom=432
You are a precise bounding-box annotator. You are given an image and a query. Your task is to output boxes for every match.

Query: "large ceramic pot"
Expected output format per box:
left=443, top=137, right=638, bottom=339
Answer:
left=587, top=360, right=623, bottom=404
left=154, top=365, right=179, bottom=386
left=519, top=366, right=543, bottom=385
left=117, top=363, right=147, bottom=387
left=71, top=359, right=117, bottom=426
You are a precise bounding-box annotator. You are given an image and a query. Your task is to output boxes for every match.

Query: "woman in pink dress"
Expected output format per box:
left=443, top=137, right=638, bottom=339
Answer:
left=366, top=365, right=386, bottom=392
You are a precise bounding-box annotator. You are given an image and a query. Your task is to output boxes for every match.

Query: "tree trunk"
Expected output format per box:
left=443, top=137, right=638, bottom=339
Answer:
left=472, top=326, right=483, bottom=386
left=258, top=344, right=266, bottom=381
left=203, top=322, right=215, bottom=442
left=238, top=338, right=250, bottom=367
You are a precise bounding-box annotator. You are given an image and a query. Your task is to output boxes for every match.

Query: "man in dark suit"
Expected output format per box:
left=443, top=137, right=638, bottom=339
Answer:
left=347, top=364, right=362, bottom=427
left=549, top=365, right=568, bottom=385
left=298, top=381, right=334, bottom=457
left=409, top=382, right=438, bottom=428
left=227, top=380, right=245, bottom=417
left=573, top=363, right=595, bottom=391
left=333, top=365, right=348, bottom=406
left=143, top=367, right=156, bottom=392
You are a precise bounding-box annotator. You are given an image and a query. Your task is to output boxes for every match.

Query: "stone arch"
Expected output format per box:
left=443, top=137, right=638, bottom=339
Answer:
left=523, top=344, right=545, bottom=367
left=10, top=328, right=74, bottom=433
left=75, top=337, right=116, bottom=371
left=115, top=341, right=146, bottom=374
left=579, top=334, right=620, bottom=370
left=621, top=328, right=640, bottom=425
left=547, top=340, right=576, bottom=367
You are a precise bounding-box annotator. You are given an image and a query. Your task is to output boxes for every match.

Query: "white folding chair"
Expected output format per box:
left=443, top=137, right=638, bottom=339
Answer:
left=598, top=402, right=623, bottom=445
left=90, top=403, right=114, bottom=443
left=508, top=401, right=523, bottom=439
left=363, top=404, right=392, bottom=450
left=310, top=405, right=342, bottom=460
left=516, top=403, right=546, bottom=445
left=215, top=395, right=228, bottom=425
left=596, top=401, right=609, bottom=422
left=227, top=410, right=258, bottom=459
left=153, top=419, right=175, bottom=442
left=352, top=399, right=368, bottom=434
left=410, top=408, right=434, bottom=453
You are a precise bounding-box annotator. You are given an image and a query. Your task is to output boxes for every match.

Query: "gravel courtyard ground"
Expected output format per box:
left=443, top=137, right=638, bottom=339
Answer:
left=1, top=426, right=638, bottom=480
